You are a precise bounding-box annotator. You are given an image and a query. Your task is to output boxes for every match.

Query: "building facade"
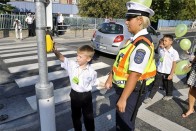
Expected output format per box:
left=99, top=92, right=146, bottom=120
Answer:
left=8, top=0, right=79, bottom=16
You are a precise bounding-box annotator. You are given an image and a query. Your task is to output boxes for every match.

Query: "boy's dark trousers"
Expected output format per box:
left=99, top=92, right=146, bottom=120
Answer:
left=162, top=73, right=173, bottom=96
left=149, top=72, right=173, bottom=98
left=70, top=89, right=95, bottom=131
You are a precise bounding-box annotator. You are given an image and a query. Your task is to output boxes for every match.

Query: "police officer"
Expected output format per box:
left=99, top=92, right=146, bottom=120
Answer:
left=105, top=1, right=156, bottom=131
left=25, top=13, right=34, bottom=37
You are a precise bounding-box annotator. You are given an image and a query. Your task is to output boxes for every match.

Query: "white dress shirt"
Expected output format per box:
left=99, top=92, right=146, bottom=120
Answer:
left=25, top=16, right=33, bottom=24
left=57, top=14, right=64, bottom=23
left=157, top=46, right=180, bottom=74
left=61, top=57, right=97, bottom=93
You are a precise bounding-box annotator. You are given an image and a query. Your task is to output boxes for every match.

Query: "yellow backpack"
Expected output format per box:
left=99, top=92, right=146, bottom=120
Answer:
left=45, top=33, right=54, bottom=53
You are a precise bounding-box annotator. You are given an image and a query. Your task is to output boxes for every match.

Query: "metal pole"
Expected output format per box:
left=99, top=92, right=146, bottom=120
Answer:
left=35, top=0, right=56, bottom=131
left=82, top=24, right=84, bottom=38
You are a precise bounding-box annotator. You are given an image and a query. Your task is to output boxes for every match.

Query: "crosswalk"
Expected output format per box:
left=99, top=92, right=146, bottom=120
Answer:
left=0, top=39, right=191, bottom=131
left=0, top=41, right=111, bottom=111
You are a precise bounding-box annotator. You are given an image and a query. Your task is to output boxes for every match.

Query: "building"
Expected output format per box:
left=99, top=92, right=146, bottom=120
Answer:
left=8, top=1, right=79, bottom=17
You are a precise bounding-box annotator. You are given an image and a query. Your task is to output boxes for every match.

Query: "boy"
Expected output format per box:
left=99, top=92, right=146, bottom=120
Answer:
left=144, top=38, right=165, bottom=103
left=53, top=45, right=96, bottom=131
left=157, top=34, right=179, bottom=100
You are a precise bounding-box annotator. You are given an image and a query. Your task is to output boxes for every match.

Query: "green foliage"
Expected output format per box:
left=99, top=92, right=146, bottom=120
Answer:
left=151, top=0, right=195, bottom=22
left=0, top=3, right=15, bottom=14
left=78, top=0, right=196, bottom=21
left=178, top=0, right=196, bottom=20
left=78, top=0, right=129, bottom=19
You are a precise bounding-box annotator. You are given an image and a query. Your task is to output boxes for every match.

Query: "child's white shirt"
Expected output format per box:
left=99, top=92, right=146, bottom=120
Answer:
left=157, top=46, right=179, bottom=74
left=61, top=57, right=98, bottom=93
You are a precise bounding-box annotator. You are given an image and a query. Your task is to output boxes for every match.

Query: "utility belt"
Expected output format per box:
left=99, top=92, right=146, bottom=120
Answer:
left=113, top=80, right=146, bottom=95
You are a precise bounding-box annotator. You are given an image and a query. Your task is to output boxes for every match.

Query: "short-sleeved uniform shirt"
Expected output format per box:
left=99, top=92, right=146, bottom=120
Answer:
left=157, top=46, right=180, bottom=74
left=25, top=16, right=33, bottom=24
left=61, top=57, right=97, bottom=93
left=129, top=28, right=151, bottom=74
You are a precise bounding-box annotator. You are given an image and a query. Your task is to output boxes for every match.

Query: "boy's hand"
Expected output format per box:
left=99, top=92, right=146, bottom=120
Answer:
left=52, top=43, right=57, bottom=52
left=105, top=81, right=112, bottom=89
left=168, top=74, right=173, bottom=80
left=104, top=72, right=113, bottom=89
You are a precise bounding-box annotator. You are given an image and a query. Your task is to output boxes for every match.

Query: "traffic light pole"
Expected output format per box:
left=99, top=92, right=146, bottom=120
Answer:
left=35, top=0, right=56, bottom=131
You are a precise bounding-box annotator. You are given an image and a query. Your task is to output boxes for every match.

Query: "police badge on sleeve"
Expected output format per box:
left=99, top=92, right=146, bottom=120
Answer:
left=134, top=49, right=146, bottom=64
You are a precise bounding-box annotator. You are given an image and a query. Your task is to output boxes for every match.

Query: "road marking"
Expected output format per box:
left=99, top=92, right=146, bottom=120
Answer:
left=0, top=47, right=66, bottom=57
left=68, top=109, right=115, bottom=131
left=0, top=43, right=37, bottom=50
left=173, top=75, right=186, bottom=83
left=3, top=51, right=76, bottom=63
left=138, top=109, right=190, bottom=131
left=26, top=76, right=109, bottom=110
left=0, top=47, right=37, bottom=54
left=8, top=57, right=76, bottom=73
left=15, top=62, right=110, bottom=88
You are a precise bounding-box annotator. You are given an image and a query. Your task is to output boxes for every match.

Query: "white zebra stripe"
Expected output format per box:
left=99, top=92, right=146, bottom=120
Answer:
left=0, top=47, right=37, bottom=54
left=26, top=75, right=109, bottom=110
left=0, top=47, right=66, bottom=57
left=3, top=51, right=76, bottom=63
left=8, top=57, right=76, bottom=73
left=0, top=43, right=37, bottom=50
left=15, top=62, right=110, bottom=88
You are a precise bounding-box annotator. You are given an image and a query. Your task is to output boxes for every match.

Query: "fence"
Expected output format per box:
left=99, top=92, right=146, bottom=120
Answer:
left=0, top=14, right=27, bottom=29
left=0, top=14, right=125, bottom=30
left=157, top=19, right=194, bottom=30
left=0, top=14, right=194, bottom=30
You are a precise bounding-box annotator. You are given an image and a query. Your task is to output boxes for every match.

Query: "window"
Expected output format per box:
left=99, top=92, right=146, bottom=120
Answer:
left=98, top=23, right=123, bottom=34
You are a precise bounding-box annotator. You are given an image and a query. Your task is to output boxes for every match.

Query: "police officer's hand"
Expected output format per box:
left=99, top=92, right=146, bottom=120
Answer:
left=117, top=98, right=126, bottom=113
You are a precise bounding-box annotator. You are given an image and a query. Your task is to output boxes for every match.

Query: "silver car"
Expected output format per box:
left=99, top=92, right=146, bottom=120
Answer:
left=91, top=22, right=162, bottom=55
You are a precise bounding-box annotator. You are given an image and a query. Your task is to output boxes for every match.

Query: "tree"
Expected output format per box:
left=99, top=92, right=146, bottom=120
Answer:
left=0, top=3, right=15, bottom=14
left=0, top=0, right=10, bottom=4
left=78, top=0, right=196, bottom=21
left=151, top=0, right=195, bottom=22
left=178, top=0, right=196, bottom=20
left=78, top=0, right=129, bottom=18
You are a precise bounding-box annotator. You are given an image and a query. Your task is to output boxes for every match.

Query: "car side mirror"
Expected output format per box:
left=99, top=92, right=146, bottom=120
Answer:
left=156, top=32, right=160, bottom=35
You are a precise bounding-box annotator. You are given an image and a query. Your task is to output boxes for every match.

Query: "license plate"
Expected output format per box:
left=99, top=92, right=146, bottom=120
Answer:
left=99, top=45, right=107, bottom=50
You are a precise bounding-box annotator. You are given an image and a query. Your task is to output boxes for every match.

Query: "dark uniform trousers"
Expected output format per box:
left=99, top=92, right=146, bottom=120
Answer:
left=70, top=89, right=95, bottom=131
left=114, top=83, right=147, bottom=131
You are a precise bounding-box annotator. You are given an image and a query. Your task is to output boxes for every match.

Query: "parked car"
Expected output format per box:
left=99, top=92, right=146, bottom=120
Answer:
left=91, top=22, right=162, bottom=55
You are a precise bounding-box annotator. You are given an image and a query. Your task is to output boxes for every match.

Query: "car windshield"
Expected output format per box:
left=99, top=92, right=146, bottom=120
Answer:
left=98, top=23, right=123, bottom=34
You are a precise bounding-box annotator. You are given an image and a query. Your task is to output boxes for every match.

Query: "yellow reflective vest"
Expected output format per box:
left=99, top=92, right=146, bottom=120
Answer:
left=112, top=35, right=156, bottom=88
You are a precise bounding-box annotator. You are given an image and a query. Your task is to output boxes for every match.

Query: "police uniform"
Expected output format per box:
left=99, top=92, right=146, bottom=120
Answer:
left=25, top=13, right=34, bottom=37
left=112, top=1, right=156, bottom=131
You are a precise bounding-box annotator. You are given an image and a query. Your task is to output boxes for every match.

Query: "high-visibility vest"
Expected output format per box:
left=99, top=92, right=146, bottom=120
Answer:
left=112, top=35, right=156, bottom=88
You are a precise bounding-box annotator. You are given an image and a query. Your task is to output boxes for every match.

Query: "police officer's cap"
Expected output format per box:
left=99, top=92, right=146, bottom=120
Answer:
left=126, top=1, right=154, bottom=18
